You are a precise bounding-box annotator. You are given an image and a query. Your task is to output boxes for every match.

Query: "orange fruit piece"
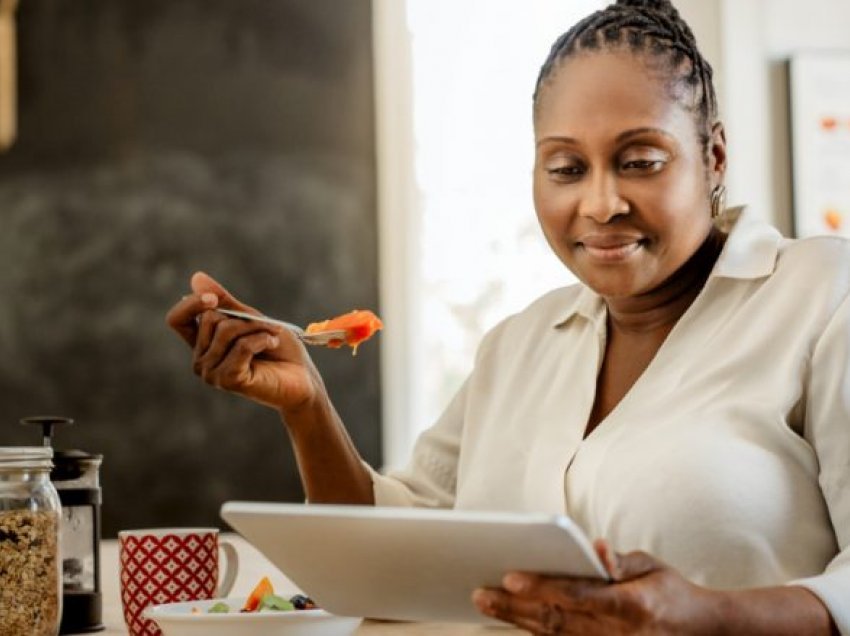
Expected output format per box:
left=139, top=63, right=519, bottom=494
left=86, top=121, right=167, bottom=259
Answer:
left=241, top=576, right=274, bottom=612
left=306, top=309, right=383, bottom=354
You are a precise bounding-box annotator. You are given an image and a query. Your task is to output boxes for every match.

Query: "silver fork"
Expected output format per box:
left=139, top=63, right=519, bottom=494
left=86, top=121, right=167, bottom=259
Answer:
left=216, top=308, right=346, bottom=346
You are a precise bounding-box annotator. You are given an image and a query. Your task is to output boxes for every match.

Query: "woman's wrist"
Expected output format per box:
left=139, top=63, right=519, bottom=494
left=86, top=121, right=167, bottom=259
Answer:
left=274, top=364, right=330, bottom=424
left=656, top=582, right=728, bottom=636
left=277, top=389, right=331, bottom=430
left=699, top=585, right=835, bottom=636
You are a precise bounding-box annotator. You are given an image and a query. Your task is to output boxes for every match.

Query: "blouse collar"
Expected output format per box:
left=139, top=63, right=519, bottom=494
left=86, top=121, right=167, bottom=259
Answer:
left=553, top=206, right=783, bottom=329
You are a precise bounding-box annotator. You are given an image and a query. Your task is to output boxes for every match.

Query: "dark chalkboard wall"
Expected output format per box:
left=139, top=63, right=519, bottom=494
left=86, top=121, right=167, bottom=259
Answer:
left=0, top=0, right=381, bottom=536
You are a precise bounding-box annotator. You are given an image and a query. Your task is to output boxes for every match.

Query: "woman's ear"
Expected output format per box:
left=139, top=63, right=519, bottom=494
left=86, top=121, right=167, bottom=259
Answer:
left=708, top=121, right=727, bottom=185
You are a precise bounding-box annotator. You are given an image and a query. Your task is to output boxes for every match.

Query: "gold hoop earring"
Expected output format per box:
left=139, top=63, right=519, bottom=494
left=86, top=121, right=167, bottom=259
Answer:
left=710, top=184, right=727, bottom=220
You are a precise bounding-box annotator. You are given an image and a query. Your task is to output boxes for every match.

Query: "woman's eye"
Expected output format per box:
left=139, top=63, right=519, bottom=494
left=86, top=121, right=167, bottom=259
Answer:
left=620, top=159, right=665, bottom=172
left=547, top=165, right=584, bottom=179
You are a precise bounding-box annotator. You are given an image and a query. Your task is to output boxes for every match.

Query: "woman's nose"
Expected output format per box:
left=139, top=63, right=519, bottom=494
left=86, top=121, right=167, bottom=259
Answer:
left=577, top=172, right=629, bottom=223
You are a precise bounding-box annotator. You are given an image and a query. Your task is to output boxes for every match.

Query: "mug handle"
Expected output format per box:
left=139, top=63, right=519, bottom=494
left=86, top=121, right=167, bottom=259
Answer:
left=217, top=539, right=239, bottom=597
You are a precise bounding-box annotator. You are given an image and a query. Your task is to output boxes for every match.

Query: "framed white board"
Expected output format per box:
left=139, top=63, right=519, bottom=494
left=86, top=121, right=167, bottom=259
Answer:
left=789, top=53, right=850, bottom=238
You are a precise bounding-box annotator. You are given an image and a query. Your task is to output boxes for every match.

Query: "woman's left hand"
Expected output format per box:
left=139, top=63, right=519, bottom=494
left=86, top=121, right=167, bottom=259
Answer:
left=472, top=539, right=719, bottom=635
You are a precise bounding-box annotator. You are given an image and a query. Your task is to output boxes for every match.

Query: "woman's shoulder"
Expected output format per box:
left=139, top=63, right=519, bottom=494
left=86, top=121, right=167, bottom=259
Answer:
left=475, top=283, right=590, bottom=358
left=776, top=233, right=850, bottom=286
left=764, top=234, right=850, bottom=323
left=780, top=232, right=850, bottom=262
left=503, top=283, right=588, bottom=329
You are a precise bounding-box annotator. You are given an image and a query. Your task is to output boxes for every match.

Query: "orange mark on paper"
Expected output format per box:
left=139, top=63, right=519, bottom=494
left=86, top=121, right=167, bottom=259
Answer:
left=820, top=116, right=838, bottom=131
left=824, top=209, right=843, bottom=232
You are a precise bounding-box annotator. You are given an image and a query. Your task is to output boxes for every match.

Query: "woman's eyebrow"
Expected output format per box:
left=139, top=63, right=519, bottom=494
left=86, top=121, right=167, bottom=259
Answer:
left=615, top=127, right=676, bottom=143
left=535, top=135, right=579, bottom=148
left=536, top=127, right=676, bottom=148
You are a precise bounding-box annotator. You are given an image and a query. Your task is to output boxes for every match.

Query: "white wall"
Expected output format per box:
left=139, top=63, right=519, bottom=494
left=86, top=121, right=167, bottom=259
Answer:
left=763, top=0, right=850, bottom=56
left=716, top=0, right=850, bottom=233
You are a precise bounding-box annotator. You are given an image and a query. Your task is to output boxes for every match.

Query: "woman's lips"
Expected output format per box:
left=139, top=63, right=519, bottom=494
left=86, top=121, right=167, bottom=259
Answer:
left=577, top=234, right=645, bottom=263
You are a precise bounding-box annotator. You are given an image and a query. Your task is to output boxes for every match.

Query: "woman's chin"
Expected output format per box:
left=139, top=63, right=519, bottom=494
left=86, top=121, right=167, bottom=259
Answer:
left=577, top=270, right=653, bottom=299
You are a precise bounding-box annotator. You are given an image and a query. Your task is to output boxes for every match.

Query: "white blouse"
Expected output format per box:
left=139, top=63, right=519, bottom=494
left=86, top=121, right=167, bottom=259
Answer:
left=368, top=210, right=850, bottom=633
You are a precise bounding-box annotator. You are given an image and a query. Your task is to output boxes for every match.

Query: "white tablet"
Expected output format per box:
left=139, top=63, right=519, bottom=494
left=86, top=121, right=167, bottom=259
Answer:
left=220, top=502, right=610, bottom=624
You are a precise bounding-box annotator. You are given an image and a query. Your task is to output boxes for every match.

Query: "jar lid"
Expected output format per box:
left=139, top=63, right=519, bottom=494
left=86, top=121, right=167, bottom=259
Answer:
left=0, top=446, right=54, bottom=469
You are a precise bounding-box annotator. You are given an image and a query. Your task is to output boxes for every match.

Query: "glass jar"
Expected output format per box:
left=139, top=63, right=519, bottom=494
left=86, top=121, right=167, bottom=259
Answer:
left=0, top=447, right=62, bottom=636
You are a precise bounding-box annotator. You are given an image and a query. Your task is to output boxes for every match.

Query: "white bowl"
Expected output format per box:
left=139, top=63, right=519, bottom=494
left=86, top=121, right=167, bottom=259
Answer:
left=143, top=596, right=363, bottom=636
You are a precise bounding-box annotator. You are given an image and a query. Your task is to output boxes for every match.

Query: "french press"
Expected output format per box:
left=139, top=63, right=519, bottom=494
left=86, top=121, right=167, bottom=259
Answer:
left=22, top=416, right=104, bottom=634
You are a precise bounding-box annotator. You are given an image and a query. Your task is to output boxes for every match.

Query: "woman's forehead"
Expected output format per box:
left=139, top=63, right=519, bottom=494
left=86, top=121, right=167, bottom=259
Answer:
left=534, top=49, right=696, bottom=144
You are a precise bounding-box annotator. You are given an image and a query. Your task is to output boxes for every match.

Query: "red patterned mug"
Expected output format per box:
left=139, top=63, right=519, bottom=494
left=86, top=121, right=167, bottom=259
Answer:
left=118, top=527, right=238, bottom=636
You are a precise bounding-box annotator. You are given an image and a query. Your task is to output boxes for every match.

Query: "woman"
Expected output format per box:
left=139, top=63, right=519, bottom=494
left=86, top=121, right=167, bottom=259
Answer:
left=167, top=1, right=848, bottom=633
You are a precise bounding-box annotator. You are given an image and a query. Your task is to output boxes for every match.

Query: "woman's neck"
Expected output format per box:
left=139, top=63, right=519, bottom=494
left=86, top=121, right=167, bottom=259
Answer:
left=604, top=228, right=726, bottom=335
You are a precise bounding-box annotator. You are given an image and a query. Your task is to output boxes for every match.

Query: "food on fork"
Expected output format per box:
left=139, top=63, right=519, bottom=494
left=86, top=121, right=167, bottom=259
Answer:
left=306, top=309, right=383, bottom=354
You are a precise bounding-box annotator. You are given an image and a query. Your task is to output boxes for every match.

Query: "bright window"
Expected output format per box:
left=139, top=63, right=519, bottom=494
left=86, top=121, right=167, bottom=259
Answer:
left=375, top=0, right=605, bottom=469
left=407, top=1, right=604, bottom=437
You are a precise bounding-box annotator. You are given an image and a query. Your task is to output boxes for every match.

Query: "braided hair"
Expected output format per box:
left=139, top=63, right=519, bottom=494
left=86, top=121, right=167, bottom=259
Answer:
left=533, top=0, right=718, bottom=154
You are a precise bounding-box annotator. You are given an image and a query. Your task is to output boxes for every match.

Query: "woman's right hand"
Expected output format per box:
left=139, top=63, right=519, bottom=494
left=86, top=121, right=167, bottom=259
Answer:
left=166, top=271, right=327, bottom=415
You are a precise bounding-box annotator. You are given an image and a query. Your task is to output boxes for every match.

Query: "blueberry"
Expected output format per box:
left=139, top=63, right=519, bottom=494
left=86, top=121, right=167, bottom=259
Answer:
left=289, top=594, right=316, bottom=610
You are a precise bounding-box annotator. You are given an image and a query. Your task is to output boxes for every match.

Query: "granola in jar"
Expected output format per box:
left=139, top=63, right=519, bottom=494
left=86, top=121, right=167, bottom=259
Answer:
left=0, top=448, right=62, bottom=636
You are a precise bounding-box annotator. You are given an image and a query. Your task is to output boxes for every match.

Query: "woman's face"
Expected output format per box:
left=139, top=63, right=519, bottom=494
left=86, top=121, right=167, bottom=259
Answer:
left=533, top=50, right=724, bottom=299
